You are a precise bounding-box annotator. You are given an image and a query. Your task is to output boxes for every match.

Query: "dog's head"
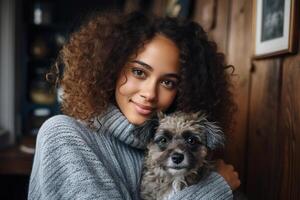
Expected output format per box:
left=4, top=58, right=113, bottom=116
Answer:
left=147, top=111, right=224, bottom=175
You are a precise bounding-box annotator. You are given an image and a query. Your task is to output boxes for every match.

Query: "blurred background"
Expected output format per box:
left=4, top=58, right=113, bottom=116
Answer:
left=0, top=0, right=299, bottom=199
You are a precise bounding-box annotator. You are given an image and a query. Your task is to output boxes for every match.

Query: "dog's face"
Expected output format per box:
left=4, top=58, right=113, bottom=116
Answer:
left=147, top=111, right=224, bottom=175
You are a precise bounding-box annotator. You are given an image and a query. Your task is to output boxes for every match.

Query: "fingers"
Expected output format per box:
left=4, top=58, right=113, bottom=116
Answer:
left=232, top=180, right=241, bottom=190
left=233, top=171, right=239, bottom=178
left=227, top=164, right=234, bottom=171
left=231, top=171, right=241, bottom=190
left=216, top=159, right=241, bottom=191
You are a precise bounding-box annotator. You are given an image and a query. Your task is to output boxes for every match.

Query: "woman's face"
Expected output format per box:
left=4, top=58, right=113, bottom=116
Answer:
left=115, top=35, right=180, bottom=125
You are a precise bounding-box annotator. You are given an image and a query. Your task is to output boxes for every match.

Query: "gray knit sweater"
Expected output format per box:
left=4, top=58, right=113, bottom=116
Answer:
left=28, top=106, right=233, bottom=200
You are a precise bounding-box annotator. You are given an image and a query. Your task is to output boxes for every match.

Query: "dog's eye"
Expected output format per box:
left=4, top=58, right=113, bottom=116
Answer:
left=186, top=136, right=199, bottom=145
left=159, top=137, right=167, bottom=145
left=154, top=136, right=168, bottom=149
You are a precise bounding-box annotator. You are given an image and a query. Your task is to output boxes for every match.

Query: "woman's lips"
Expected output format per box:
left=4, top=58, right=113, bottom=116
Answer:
left=131, top=101, right=154, bottom=115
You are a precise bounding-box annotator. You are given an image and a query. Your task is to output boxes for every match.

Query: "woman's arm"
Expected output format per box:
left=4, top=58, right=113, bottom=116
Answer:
left=171, top=171, right=233, bottom=200
left=28, top=115, right=127, bottom=200
left=169, top=159, right=240, bottom=200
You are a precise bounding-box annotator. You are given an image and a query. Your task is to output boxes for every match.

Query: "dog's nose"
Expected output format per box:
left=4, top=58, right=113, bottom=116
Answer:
left=171, top=153, right=184, bottom=164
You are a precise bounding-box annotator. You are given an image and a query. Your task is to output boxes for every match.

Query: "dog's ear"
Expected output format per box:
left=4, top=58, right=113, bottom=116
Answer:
left=157, top=111, right=165, bottom=120
left=203, top=120, right=225, bottom=150
left=191, top=111, right=202, bottom=119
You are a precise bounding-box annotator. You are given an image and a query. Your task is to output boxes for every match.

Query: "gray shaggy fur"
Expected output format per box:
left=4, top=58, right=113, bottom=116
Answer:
left=140, top=111, right=224, bottom=200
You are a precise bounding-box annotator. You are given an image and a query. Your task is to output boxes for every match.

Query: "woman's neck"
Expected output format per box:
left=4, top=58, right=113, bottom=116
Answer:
left=93, top=105, right=156, bottom=149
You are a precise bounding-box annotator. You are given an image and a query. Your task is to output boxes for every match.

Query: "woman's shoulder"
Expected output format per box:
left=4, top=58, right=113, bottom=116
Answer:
left=37, top=114, right=89, bottom=144
left=39, top=114, right=81, bottom=132
left=42, top=114, right=78, bottom=125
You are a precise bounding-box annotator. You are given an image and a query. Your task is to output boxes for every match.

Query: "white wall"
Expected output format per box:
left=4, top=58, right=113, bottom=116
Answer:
left=0, top=0, right=16, bottom=145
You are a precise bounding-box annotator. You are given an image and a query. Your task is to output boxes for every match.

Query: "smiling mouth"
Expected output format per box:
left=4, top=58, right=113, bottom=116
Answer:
left=131, top=100, right=155, bottom=115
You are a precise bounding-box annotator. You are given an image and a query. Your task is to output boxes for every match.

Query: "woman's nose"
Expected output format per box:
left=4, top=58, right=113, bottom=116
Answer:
left=140, top=81, right=157, bottom=102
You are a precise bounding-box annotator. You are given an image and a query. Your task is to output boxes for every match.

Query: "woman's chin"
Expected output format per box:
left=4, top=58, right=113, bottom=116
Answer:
left=117, top=101, right=155, bottom=125
left=126, top=115, right=149, bottom=125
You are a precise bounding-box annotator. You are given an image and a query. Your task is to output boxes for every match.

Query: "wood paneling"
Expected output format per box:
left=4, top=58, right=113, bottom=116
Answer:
left=246, top=56, right=300, bottom=200
left=224, top=0, right=252, bottom=188
left=279, top=55, right=300, bottom=200
left=193, top=0, right=252, bottom=191
left=210, top=0, right=230, bottom=54
left=246, top=59, right=282, bottom=200
left=193, top=0, right=230, bottom=53
left=155, top=1, right=300, bottom=198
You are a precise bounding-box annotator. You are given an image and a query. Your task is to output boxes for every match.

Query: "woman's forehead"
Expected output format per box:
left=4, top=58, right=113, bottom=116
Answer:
left=133, top=35, right=180, bottom=73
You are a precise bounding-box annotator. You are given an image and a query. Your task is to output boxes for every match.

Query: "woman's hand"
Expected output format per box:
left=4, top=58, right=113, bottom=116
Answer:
left=216, top=159, right=241, bottom=191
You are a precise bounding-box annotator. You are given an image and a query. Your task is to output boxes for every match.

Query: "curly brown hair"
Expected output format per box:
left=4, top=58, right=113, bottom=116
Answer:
left=52, top=11, right=236, bottom=131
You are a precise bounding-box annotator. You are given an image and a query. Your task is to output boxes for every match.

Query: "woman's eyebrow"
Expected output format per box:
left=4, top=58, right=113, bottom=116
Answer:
left=130, top=60, right=153, bottom=71
left=164, top=73, right=180, bottom=80
left=130, top=60, right=180, bottom=80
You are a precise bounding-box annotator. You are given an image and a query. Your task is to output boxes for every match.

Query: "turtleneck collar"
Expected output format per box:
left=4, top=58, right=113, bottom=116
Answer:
left=93, top=105, right=157, bottom=149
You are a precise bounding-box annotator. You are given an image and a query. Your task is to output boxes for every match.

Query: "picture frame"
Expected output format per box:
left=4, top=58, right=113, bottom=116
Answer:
left=165, top=0, right=192, bottom=19
left=253, top=0, right=298, bottom=58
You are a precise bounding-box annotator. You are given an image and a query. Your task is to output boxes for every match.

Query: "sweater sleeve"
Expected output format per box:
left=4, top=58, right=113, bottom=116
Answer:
left=171, top=172, right=233, bottom=200
left=28, top=115, right=126, bottom=200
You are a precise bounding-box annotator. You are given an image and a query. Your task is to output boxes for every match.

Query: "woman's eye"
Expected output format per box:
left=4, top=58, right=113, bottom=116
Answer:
left=131, top=68, right=146, bottom=78
left=161, top=80, right=177, bottom=89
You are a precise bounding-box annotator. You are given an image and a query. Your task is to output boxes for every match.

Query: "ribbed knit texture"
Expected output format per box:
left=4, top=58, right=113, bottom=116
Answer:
left=28, top=105, right=233, bottom=200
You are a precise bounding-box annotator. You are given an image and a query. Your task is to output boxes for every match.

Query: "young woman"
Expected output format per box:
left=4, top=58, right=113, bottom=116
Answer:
left=28, top=11, right=240, bottom=199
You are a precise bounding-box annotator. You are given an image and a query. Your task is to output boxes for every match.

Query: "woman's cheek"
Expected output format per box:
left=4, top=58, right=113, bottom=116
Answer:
left=118, top=76, right=140, bottom=95
left=158, top=89, right=177, bottom=111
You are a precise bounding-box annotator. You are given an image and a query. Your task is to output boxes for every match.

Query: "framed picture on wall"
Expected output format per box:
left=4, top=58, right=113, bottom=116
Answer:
left=253, top=0, right=298, bottom=58
left=165, top=0, right=192, bottom=19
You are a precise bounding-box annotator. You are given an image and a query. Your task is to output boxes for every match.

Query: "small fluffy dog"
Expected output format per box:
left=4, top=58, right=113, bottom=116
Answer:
left=140, top=111, right=225, bottom=200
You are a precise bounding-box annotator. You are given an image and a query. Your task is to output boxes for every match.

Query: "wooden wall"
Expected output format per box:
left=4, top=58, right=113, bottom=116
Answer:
left=193, top=0, right=251, bottom=192
left=192, top=0, right=300, bottom=199
left=150, top=0, right=299, bottom=198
